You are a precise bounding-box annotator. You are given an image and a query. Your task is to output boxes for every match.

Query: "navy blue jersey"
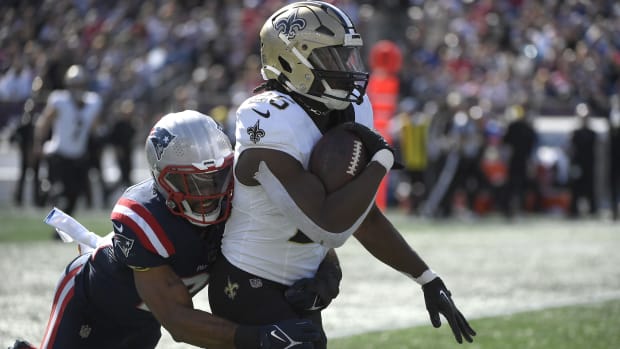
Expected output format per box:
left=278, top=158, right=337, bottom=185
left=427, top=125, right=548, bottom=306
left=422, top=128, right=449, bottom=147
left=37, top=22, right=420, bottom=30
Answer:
left=84, top=178, right=223, bottom=324
left=39, top=178, right=225, bottom=348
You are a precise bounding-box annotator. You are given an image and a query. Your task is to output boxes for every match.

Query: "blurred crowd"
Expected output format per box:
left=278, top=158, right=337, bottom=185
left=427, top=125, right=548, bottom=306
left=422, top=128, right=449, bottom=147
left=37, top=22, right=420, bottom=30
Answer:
left=1, top=0, right=619, bottom=219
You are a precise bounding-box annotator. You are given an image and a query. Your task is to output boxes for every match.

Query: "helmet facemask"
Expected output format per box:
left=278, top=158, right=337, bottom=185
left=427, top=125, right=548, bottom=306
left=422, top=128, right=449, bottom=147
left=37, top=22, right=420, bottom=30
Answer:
left=306, top=46, right=368, bottom=110
left=158, top=156, right=233, bottom=226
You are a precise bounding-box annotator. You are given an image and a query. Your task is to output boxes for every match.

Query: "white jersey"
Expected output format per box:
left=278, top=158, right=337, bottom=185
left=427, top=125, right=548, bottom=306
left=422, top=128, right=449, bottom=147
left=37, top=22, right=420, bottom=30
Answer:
left=43, top=90, right=102, bottom=159
left=222, top=90, right=373, bottom=285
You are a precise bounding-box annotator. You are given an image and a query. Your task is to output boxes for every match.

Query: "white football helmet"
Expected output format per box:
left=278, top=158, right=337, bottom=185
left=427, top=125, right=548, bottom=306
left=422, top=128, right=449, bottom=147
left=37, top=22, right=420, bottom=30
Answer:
left=64, top=64, right=89, bottom=99
left=260, top=1, right=368, bottom=110
left=145, top=110, right=233, bottom=226
left=64, top=65, right=88, bottom=87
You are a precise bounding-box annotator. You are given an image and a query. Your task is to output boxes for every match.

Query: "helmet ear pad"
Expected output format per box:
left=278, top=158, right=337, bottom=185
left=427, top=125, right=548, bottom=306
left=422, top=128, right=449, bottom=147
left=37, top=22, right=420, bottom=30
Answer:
left=278, top=56, right=293, bottom=74
left=166, top=191, right=184, bottom=211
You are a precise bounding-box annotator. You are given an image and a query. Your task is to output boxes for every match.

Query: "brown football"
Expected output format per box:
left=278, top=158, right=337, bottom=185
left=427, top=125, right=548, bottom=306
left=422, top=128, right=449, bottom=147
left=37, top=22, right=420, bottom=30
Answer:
left=310, top=127, right=369, bottom=193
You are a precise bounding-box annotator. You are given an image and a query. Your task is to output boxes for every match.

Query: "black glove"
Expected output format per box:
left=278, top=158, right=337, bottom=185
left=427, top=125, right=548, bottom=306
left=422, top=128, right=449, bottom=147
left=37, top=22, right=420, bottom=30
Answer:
left=339, top=122, right=403, bottom=169
left=234, top=319, right=320, bottom=349
left=339, top=122, right=392, bottom=157
left=285, top=255, right=342, bottom=314
left=422, top=278, right=476, bottom=343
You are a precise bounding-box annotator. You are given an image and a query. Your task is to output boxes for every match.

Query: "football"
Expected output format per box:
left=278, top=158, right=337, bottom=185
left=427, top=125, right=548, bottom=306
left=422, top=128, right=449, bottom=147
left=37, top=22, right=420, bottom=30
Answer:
left=310, top=127, right=369, bottom=193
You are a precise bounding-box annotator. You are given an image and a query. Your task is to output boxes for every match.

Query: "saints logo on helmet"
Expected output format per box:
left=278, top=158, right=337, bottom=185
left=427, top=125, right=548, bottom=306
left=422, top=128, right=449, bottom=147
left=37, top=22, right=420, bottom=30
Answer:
left=260, top=1, right=369, bottom=111
left=274, top=9, right=306, bottom=39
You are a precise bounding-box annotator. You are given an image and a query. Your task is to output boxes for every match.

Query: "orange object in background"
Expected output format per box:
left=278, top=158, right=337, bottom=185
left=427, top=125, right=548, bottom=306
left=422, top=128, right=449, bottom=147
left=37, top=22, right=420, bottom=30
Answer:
left=369, top=40, right=403, bottom=75
left=367, top=40, right=402, bottom=210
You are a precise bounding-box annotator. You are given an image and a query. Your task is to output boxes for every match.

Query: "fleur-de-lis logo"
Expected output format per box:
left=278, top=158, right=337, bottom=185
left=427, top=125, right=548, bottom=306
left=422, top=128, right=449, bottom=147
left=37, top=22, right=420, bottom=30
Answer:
left=79, top=324, right=92, bottom=339
left=247, top=119, right=265, bottom=144
left=224, top=277, right=239, bottom=300
left=274, top=9, right=306, bottom=39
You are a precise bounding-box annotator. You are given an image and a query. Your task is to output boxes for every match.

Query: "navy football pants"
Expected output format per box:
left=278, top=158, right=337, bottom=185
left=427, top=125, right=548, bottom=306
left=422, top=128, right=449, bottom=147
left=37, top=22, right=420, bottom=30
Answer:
left=39, top=254, right=161, bottom=349
left=208, top=255, right=327, bottom=349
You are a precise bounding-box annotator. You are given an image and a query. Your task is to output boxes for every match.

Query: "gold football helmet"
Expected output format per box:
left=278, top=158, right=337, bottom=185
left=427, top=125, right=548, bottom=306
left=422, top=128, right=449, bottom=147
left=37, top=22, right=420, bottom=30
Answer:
left=260, top=1, right=368, bottom=110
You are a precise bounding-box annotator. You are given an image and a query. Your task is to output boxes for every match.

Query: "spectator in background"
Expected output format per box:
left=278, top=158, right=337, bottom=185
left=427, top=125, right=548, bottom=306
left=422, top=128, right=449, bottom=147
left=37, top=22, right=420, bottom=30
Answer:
left=32, top=65, right=102, bottom=219
left=105, top=99, right=138, bottom=198
left=0, top=56, right=33, bottom=103
left=9, top=100, right=37, bottom=206
left=568, top=103, right=598, bottom=218
left=393, top=98, right=429, bottom=215
left=453, top=103, right=486, bottom=216
left=431, top=93, right=483, bottom=218
left=609, top=93, right=620, bottom=220
left=0, top=53, right=35, bottom=128
left=0, top=0, right=619, bottom=219
left=423, top=96, right=462, bottom=218
left=501, top=104, right=538, bottom=218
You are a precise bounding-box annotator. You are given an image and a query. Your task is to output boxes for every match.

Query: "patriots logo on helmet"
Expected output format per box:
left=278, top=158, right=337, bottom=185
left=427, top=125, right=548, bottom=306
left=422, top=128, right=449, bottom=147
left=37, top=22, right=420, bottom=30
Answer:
left=149, top=127, right=176, bottom=160
left=114, top=233, right=135, bottom=258
left=274, top=9, right=306, bottom=39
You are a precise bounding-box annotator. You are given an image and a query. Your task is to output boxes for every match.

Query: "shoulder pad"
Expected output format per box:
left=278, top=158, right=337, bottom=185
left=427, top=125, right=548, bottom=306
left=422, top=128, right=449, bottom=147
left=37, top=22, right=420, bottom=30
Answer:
left=236, top=91, right=319, bottom=161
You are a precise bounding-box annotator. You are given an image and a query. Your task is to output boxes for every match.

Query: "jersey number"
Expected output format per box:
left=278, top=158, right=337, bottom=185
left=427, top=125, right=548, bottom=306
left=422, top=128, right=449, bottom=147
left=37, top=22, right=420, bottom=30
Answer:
left=269, top=95, right=292, bottom=110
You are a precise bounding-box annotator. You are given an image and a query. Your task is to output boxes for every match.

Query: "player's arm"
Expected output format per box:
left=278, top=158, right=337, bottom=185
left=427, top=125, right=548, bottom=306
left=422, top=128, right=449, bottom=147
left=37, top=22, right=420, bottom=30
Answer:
left=134, top=265, right=320, bottom=349
left=354, top=206, right=476, bottom=343
left=354, top=205, right=429, bottom=277
left=237, top=147, right=386, bottom=234
left=32, top=103, right=56, bottom=161
left=134, top=265, right=236, bottom=348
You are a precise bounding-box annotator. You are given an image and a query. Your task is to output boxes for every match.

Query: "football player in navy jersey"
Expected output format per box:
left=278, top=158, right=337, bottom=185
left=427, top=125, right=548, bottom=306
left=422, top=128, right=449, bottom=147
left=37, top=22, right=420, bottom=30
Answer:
left=208, top=1, right=475, bottom=347
left=14, top=110, right=333, bottom=349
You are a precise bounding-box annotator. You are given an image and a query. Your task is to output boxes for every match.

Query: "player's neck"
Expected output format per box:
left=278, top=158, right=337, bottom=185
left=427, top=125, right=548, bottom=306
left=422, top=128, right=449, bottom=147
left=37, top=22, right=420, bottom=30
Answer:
left=69, top=91, right=86, bottom=108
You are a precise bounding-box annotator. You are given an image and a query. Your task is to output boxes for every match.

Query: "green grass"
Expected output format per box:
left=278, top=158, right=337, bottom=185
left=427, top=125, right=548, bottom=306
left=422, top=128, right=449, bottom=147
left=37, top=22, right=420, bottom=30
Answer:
left=329, top=299, right=620, bottom=349
left=2, top=208, right=619, bottom=348
left=0, top=207, right=111, bottom=242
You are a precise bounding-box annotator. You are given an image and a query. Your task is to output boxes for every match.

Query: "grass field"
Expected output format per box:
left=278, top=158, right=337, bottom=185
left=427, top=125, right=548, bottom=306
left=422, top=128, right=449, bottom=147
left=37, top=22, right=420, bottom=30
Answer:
left=330, top=298, right=620, bottom=349
left=1, top=206, right=619, bottom=348
left=0, top=207, right=112, bottom=242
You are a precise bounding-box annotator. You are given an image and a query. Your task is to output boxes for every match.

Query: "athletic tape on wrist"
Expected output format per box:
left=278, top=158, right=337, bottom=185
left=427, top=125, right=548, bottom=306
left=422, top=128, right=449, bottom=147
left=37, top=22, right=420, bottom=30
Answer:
left=414, top=269, right=438, bottom=285
left=370, top=149, right=394, bottom=171
left=402, top=269, right=438, bottom=286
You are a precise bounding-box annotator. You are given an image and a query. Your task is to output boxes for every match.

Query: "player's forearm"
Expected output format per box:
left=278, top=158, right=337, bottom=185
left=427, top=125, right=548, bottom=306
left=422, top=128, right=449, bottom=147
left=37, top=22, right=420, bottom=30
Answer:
left=256, top=160, right=381, bottom=238
left=354, top=207, right=429, bottom=278
left=318, top=162, right=386, bottom=231
left=33, top=122, right=49, bottom=150
left=162, top=307, right=238, bottom=349
left=33, top=109, right=54, bottom=152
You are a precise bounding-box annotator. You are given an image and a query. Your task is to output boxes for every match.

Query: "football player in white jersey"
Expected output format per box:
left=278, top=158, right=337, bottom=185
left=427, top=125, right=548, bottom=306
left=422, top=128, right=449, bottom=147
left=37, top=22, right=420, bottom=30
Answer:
left=33, top=65, right=102, bottom=216
left=209, top=1, right=476, bottom=347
